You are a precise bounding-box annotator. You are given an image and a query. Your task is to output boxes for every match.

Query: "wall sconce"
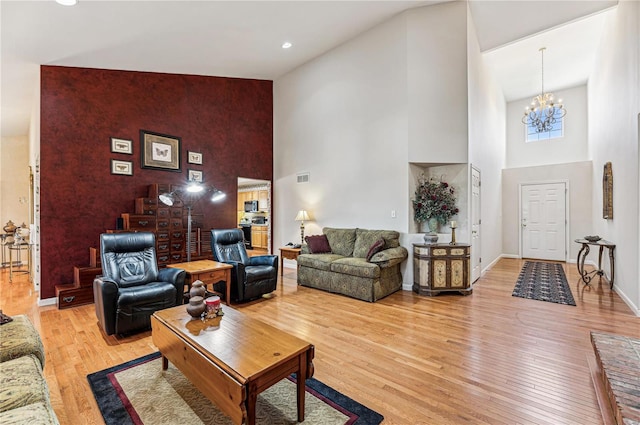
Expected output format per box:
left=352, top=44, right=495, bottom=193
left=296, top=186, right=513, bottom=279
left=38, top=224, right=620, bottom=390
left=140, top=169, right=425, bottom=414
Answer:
left=295, top=210, right=311, bottom=245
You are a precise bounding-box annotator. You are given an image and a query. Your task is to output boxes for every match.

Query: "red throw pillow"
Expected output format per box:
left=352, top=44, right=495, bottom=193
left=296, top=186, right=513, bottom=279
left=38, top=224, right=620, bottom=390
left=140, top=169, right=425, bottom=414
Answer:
left=366, top=238, right=385, bottom=261
left=305, top=234, right=332, bottom=254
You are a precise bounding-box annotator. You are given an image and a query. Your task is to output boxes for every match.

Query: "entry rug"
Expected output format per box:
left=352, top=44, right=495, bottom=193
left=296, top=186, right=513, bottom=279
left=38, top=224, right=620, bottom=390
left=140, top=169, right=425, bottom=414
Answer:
left=512, top=261, right=576, bottom=306
left=88, top=352, right=383, bottom=425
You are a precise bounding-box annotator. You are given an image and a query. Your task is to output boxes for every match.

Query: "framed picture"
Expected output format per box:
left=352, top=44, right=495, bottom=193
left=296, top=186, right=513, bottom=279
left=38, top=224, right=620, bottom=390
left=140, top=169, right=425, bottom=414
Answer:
left=188, top=169, right=203, bottom=183
left=111, top=159, right=133, bottom=176
left=140, top=130, right=181, bottom=172
left=110, top=137, right=133, bottom=154
left=188, top=151, right=203, bottom=165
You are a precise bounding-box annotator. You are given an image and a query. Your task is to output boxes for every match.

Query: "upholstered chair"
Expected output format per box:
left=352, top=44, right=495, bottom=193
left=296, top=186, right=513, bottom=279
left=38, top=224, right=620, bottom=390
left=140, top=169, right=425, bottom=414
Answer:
left=210, top=228, right=278, bottom=302
left=93, top=232, right=185, bottom=336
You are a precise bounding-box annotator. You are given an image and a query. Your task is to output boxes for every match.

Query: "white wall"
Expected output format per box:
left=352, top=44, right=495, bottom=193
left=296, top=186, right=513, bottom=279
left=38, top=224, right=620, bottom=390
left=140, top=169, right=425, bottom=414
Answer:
left=506, top=84, right=589, bottom=169
left=467, top=5, right=507, bottom=274
left=274, top=10, right=410, bottom=250
left=274, top=2, right=473, bottom=285
left=502, top=161, right=593, bottom=262
left=407, top=1, right=468, bottom=163
left=588, top=0, right=639, bottom=314
left=0, top=135, right=30, bottom=230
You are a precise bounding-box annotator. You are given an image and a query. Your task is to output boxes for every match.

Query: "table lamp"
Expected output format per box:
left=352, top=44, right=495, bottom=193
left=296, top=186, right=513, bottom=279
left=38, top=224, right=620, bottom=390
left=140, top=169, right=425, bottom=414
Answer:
left=295, top=210, right=310, bottom=245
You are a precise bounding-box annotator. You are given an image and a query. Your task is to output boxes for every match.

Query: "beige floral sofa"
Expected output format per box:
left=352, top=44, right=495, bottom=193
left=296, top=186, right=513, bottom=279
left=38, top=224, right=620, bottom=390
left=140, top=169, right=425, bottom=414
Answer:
left=297, top=227, right=408, bottom=302
left=0, top=315, right=59, bottom=425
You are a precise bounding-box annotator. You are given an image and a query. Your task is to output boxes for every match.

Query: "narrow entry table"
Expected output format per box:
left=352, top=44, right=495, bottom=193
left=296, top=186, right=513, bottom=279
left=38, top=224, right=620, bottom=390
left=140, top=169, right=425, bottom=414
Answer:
left=575, top=239, right=615, bottom=288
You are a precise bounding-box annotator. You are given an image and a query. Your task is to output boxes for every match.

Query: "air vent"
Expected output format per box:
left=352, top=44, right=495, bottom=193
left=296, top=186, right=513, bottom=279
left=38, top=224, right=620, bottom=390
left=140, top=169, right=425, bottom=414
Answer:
left=297, top=172, right=310, bottom=184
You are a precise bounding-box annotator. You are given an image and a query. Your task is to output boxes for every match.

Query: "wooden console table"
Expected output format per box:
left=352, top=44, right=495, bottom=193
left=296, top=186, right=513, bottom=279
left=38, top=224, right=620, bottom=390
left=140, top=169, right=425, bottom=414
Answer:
left=575, top=238, right=615, bottom=288
left=412, top=243, right=471, bottom=296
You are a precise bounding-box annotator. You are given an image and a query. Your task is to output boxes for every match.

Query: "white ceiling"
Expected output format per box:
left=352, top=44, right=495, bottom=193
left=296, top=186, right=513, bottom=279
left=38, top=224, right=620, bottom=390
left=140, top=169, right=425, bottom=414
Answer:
left=0, top=0, right=618, bottom=137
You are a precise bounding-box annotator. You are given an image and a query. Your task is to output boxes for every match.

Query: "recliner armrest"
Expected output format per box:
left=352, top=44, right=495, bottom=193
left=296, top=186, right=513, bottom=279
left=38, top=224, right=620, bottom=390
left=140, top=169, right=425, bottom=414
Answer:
left=249, top=255, right=278, bottom=267
left=93, top=276, right=120, bottom=336
left=158, top=267, right=186, bottom=306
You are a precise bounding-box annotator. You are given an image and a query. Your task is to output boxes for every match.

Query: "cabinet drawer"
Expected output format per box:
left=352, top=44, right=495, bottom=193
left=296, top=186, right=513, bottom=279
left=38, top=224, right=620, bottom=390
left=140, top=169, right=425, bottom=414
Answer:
left=157, top=208, right=170, bottom=218
left=170, top=241, right=184, bottom=252
left=157, top=253, right=171, bottom=264
left=171, top=230, right=184, bottom=240
left=171, top=208, right=183, bottom=218
left=157, top=230, right=170, bottom=241
left=171, top=218, right=183, bottom=229
left=157, top=242, right=171, bottom=252
left=123, top=214, right=156, bottom=230
left=193, top=269, right=228, bottom=285
left=170, top=253, right=184, bottom=262
left=157, top=219, right=170, bottom=229
left=55, top=285, right=94, bottom=309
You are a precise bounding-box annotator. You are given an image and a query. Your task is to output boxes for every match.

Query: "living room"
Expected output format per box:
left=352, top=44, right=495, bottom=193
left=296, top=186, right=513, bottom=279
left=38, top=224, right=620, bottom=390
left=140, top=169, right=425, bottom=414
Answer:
left=1, top=1, right=639, bottom=424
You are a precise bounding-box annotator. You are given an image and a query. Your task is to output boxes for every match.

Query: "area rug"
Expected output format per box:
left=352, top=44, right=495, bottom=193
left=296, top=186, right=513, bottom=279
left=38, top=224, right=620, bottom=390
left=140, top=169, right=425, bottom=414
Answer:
left=512, top=261, right=576, bottom=306
left=87, top=352, right=383, bottom=425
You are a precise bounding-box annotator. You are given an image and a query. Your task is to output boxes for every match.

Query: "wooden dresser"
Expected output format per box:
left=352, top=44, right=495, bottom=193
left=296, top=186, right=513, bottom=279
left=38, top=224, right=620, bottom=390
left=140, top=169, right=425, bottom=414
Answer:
left=412, top=243, right=472, bottom=296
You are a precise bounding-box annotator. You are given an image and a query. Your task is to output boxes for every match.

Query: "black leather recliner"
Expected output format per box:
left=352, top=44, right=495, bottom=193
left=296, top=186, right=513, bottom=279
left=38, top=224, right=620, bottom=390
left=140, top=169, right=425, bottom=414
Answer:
left=210, top=228, right=278, bottom=302
left=93, top=232, right=185, bottom=336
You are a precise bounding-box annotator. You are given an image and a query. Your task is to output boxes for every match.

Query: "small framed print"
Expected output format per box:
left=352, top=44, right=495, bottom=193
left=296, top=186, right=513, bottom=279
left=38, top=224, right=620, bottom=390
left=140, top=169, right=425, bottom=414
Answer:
left=188, top=151, right=203, bottom=165
left=141, top=130, right=181, bottom=172
left=188, top=169, right=203, bottom=183
left=110, top=137, right=133, bottom=154
left=111, top=159, right=133, bottom=176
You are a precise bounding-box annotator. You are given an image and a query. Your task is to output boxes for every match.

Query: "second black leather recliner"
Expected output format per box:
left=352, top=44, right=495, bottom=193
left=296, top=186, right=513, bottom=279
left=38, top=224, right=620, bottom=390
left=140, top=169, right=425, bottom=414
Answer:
left=210, top=228, right=278, bottom=302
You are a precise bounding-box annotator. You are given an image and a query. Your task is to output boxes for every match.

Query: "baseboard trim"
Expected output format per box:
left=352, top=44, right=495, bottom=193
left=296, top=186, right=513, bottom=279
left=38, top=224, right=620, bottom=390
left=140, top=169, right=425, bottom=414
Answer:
left=38, top=297, right=57, bottom=307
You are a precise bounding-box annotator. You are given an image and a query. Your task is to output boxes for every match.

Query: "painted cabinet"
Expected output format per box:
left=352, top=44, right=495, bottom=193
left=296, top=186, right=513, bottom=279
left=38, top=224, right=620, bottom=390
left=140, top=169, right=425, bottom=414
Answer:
left=413, top=243, right=471, bottom=296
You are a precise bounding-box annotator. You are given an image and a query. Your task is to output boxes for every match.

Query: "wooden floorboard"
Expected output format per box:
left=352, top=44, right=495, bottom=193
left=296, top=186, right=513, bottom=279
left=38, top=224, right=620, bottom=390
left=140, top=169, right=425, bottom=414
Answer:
left=1, top=258, right=638, bottom=424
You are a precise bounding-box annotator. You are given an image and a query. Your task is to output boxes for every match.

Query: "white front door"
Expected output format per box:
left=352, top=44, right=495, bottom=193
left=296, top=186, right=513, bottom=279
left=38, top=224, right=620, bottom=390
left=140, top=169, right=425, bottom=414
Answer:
left=521, top=183, right=566, bottom=261
left=470, top=166, right=481, bottom=283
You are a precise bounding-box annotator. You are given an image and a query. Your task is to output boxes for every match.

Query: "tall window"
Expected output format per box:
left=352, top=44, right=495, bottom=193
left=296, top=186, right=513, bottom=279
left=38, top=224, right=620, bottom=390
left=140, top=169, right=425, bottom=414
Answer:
left=525, top=108, right=564, bottom=142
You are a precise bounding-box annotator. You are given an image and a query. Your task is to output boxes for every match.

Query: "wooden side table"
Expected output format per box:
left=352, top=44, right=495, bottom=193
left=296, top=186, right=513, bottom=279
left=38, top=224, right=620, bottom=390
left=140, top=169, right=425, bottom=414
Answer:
left=167, top=260, right=233, bottom=305
left=279, top=247, right=301, bottom=276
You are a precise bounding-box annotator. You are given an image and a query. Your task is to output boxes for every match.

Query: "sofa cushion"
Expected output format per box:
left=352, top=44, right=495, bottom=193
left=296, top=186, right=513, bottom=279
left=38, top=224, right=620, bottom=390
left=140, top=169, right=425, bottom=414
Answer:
left=0, top=355, right=49, bottom=413
left=330, top=257, right=380, bottom=279
left=0, top=402, right=60, bottom=425
left=366, top=238, right=385, bottom=261
left=353, top=229, right=400, bottom=258
left=323, top=228, right=356, bottom=257
left=297, top=253, right=344, bottom=271
left=369, top=246, right=409, bottom=268
left=305, top=235, right=332, bottom=254
left=0, top=315, right=45, bottom=368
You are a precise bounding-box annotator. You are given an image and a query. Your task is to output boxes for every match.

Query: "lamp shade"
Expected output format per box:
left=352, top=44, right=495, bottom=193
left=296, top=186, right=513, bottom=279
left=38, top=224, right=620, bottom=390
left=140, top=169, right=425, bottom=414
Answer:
left=158, top=192, right=175, bottom=206
left=295, top=210, right=310, bottom=221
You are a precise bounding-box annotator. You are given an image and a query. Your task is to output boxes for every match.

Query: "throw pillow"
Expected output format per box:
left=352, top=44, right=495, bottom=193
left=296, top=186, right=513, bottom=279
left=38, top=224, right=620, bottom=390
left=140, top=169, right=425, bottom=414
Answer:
left=305, top=235, right=332, bottom=254
left=366, top=238, right=385, bottom=261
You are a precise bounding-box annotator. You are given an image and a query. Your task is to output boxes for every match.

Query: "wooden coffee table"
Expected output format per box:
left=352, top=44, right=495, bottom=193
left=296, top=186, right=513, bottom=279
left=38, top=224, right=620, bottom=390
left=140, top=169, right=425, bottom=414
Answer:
left=167, top=260, right=233, bottom=304
left=151, top=305, right=314, bottom=425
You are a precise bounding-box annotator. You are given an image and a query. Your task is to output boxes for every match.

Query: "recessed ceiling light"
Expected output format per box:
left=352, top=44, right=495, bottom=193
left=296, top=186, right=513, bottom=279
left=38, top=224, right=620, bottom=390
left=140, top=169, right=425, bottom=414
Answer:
left=282, top=42, right=292, bottom=49
left=56, top=0, right=78, bottom=6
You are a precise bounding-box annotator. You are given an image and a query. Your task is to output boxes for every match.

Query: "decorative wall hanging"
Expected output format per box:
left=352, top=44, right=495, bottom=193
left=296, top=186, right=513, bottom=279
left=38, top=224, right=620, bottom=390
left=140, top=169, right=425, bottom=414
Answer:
left=110, top=137, right=133, bottom=154
left=111, top=159, right=133, bottom=176
left=187, top=151, right=203, bottom=165
left=188, top=169, right=203, bottom=183
left=141, top=130, right=181, bottom=172
left=603, top=161, right=613, bottom=219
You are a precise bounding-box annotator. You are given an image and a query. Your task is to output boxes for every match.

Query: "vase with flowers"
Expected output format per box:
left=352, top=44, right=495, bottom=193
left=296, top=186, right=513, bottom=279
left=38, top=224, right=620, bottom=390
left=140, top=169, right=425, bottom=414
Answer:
left=413, top=174, right=459, bottom=243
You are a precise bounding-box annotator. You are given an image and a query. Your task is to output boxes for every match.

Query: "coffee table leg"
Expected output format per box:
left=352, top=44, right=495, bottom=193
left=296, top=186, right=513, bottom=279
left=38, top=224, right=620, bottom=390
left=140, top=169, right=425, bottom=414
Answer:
left=246, top=384, right=257, bottom=425
left=297, top=353, right=308, bottom=422
left=162, top=355, right=168, bottom=371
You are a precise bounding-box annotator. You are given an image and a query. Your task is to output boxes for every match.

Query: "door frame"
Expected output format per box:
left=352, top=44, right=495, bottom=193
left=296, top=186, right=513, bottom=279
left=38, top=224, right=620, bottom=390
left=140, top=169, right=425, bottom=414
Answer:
left=470, top=164, right=481, bottom=283
left=518, top=180, right=570, bottom=262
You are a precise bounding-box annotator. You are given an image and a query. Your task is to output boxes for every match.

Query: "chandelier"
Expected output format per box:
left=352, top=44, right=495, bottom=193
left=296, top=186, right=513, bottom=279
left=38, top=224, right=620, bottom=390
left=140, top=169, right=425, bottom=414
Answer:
left=522, top=47, right=566, bottom=133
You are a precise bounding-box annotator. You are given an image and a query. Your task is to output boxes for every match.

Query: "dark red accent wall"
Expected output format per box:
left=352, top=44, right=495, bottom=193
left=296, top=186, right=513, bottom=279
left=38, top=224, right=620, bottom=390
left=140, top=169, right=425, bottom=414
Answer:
left=40, top=66, right=273, bottom=299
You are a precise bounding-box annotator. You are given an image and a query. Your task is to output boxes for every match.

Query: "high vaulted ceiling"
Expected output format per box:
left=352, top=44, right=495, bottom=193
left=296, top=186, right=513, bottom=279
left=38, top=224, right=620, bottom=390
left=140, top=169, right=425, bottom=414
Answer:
left=0, top=0, right=618, bottom=138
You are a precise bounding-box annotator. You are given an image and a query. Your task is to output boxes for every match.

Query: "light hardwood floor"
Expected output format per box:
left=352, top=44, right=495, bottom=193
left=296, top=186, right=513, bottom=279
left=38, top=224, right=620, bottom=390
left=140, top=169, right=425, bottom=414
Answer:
left=1, top=258, right=638, bottom=424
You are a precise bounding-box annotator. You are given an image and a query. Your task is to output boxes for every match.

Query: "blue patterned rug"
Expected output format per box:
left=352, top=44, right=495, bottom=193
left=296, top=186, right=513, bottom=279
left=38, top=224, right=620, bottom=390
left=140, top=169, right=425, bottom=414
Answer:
left=512, top=261, right=576, bottom=306
left=88, top=352, right=383, bottom=425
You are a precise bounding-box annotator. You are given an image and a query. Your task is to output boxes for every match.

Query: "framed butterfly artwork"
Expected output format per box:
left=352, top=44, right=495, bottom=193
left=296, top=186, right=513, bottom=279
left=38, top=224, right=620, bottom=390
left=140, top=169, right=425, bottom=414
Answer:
left=140, top=130, right=181, bottom=172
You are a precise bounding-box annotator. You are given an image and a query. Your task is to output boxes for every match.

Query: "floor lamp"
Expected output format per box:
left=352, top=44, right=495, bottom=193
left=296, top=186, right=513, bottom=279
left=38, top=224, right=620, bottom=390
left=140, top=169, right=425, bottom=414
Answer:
left=159, top=181, right=226, bottom=262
